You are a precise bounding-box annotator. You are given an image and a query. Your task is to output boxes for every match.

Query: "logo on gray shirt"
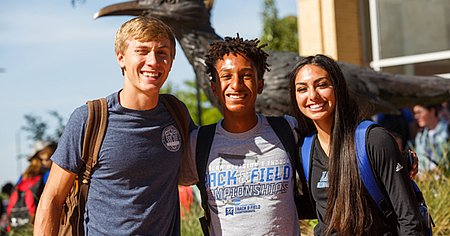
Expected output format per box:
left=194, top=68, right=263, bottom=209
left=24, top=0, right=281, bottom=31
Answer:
left=161, top=125, right=181, bottom=152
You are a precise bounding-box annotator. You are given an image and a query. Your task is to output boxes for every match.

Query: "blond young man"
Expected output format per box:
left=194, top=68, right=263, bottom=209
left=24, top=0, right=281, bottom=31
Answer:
left=34, top=16, right=193, bottom=235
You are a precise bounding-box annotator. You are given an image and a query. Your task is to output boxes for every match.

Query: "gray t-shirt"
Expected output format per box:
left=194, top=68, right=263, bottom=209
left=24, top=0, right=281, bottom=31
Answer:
left=52, top=92, right=185, bottom=236
left=189, top=114, right=300, bottom=236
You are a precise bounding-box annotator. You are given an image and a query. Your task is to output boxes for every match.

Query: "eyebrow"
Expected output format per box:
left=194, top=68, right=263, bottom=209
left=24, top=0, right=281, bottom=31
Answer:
left=295, top=76, right=329, bottom=85
left=134, top=44, right=170, bottom=50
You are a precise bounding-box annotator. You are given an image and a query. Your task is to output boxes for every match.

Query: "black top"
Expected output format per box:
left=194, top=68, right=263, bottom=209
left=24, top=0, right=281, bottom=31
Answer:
left=310, top=126, right=423, bottom=235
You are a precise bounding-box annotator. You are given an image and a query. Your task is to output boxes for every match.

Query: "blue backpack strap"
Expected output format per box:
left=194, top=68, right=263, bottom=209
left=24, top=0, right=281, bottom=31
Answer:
left=355, top=120, right=395, bottom=219
left=301, top=134, right=314, bottom=182
left=298, top=133, right=319, bottom=219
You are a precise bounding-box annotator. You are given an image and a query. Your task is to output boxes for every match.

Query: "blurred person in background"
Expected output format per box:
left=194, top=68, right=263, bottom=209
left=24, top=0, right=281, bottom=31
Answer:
left=6, top=141, right=56, bottom=234
left=1, top=182, right=13, bottom=235
left=413, top=104, right=449, bottom=172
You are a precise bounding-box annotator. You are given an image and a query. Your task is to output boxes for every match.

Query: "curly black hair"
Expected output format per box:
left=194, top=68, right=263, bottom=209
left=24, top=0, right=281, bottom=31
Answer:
left=205, top=34, right=270, bottom=81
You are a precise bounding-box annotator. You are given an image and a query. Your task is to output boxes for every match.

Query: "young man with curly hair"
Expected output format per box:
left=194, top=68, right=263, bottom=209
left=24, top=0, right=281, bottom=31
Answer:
left=181, top=35, right=300, bottom=235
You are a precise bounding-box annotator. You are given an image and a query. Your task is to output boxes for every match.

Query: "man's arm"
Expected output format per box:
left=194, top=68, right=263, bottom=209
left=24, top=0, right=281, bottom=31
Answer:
left=178, top=129, right=199, bottom=186
left=34, top=163, right=76, bottom=236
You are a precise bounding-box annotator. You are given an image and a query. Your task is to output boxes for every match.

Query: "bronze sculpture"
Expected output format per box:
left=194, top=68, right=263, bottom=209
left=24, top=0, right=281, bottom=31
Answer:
left=94, top=0, right=450, bottom=116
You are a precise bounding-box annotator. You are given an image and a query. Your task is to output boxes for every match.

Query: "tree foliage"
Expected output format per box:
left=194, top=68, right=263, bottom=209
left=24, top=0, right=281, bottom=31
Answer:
left=161, top=81, right=222, bottom=126
left=22, top=111, right=65, bottom=144
left=260, top=0, right=298, bottom=52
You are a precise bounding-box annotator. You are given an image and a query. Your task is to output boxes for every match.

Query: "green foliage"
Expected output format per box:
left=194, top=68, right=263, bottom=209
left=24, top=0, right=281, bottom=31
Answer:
left=161, top=80, right=222, bottom=126
left=181, top=200, right=203, bottom=235
left=260, top=0, right=298, bottom=52
left=411, top=139, right=449, bottom=234
left=416, top=168, right=450, bottom=234
left=299, top=220, right=316, bottom=235
left=22, top=111, right=65, bottom=144
left=22, top=114, right=47, bottom=141
left=9, top=223, right=33, bottom=236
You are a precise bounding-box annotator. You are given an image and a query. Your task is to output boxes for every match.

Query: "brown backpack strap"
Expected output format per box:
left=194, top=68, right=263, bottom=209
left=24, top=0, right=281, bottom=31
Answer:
left=58, top=98, right=108, bottom=236
left=81, top=98, right=108, bottom=183
left=78, top=98, right=108, bottom=229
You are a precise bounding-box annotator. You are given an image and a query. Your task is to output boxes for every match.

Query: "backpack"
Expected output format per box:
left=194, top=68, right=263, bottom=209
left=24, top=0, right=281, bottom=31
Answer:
left=58, top=94, right=190, bottom=236
left=58, top=98, right=108, bottom=236
left=301, top=120, right=434, bottom=235
left=195, top=116, right=316, bottom=235
left=7, top=175, right=45, bottom=231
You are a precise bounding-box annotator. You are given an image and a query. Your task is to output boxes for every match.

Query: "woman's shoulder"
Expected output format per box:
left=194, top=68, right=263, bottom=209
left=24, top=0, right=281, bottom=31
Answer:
left=365, top=125, right=402, bottom=166
left=366, top=125, right=394, bottom=145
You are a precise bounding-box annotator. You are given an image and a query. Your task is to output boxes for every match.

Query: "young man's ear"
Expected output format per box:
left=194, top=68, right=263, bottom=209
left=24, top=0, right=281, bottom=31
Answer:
left=257, top=79, right=264, bottom=94
left=211, top=80, right=217, bottom=96
left=116, top=52, right=126, bottom=75
left=116, top=52, right=125, bottom=68
left=210, top=71, right=219, bottom=96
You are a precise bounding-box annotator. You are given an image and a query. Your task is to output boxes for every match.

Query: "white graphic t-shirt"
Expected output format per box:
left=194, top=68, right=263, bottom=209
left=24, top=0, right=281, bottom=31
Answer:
left=190, top=114, right=300, bottom=236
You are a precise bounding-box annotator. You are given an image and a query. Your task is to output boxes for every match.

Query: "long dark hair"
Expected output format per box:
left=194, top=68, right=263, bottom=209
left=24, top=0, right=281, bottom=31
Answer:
left=289, top=54, right=370, bottom=235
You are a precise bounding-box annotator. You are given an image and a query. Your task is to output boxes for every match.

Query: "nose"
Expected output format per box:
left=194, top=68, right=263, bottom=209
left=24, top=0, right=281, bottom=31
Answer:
left=308, top=88, right=319, bottom=100
left=230, top=74, right=242, bottom=90
left=145, top=51, right=158, bottom=66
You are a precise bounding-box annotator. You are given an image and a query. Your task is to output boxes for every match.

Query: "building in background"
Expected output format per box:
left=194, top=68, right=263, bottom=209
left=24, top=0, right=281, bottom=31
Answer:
left=296, top=0, right=450, bottom=78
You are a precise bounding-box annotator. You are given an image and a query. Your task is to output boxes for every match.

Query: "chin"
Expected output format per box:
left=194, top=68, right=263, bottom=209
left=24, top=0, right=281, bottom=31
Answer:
left=225, top=105, right=251, bottom=113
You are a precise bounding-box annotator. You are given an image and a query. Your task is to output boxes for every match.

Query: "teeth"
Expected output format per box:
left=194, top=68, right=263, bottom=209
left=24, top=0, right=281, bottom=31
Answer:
left=142, top=72, right=159, bottom=77
left=228, top=94, right=245, bottom=99
left=309, top=103, right=324, bottom=109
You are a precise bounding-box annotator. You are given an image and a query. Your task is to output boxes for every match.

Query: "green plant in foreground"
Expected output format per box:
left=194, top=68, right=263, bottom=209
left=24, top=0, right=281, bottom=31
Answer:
left=416, top=167, right=450, bottom=235
left=181, top=200, right=203, bottom=235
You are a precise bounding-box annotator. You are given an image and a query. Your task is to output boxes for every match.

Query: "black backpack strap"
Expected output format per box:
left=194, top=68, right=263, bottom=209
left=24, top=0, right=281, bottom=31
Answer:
left=195, top=123, right=216, bottom=236
left=266, top=117, right=297, bottom=170
left=267, top=116, right=317, bottom=219
left=266, top=117, right=301, bottom=194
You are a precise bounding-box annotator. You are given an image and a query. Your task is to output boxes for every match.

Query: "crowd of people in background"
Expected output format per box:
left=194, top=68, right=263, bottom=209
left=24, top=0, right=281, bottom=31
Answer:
left=0, top=141, right=56, bottom=235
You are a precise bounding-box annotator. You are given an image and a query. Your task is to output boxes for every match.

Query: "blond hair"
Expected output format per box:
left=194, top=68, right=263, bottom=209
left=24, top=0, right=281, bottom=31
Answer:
left=23, top=158, right=45, bottom=179
left=114, top=16, right=176, bottom=58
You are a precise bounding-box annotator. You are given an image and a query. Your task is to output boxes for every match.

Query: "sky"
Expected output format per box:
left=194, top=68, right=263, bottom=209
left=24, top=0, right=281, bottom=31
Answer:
left=0, top=0, right=298, bottom=186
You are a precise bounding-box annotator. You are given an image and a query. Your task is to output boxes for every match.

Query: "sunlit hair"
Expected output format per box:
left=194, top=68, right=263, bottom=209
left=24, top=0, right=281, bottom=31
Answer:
left=23, top=143, right=57, bottom=179
left=114, top=16, right=176, bottom=58
left=289, top=54, right=370, bottom=235
left=23, top=158, right=45, bottom=179
left=205, top=34, right=270, bottom=81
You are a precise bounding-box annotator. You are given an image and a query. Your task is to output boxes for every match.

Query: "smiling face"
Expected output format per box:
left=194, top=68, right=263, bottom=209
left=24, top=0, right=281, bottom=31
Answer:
left=212, top=53, right=263, bottom=117
left=294, top=64, right=335, bottom=128
left=117, top=37, right=173, bottom=96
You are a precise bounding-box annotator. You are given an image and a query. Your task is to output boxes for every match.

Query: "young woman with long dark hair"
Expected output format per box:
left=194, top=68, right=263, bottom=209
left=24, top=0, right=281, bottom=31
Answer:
left=289, top=54, right=424, bottom=235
